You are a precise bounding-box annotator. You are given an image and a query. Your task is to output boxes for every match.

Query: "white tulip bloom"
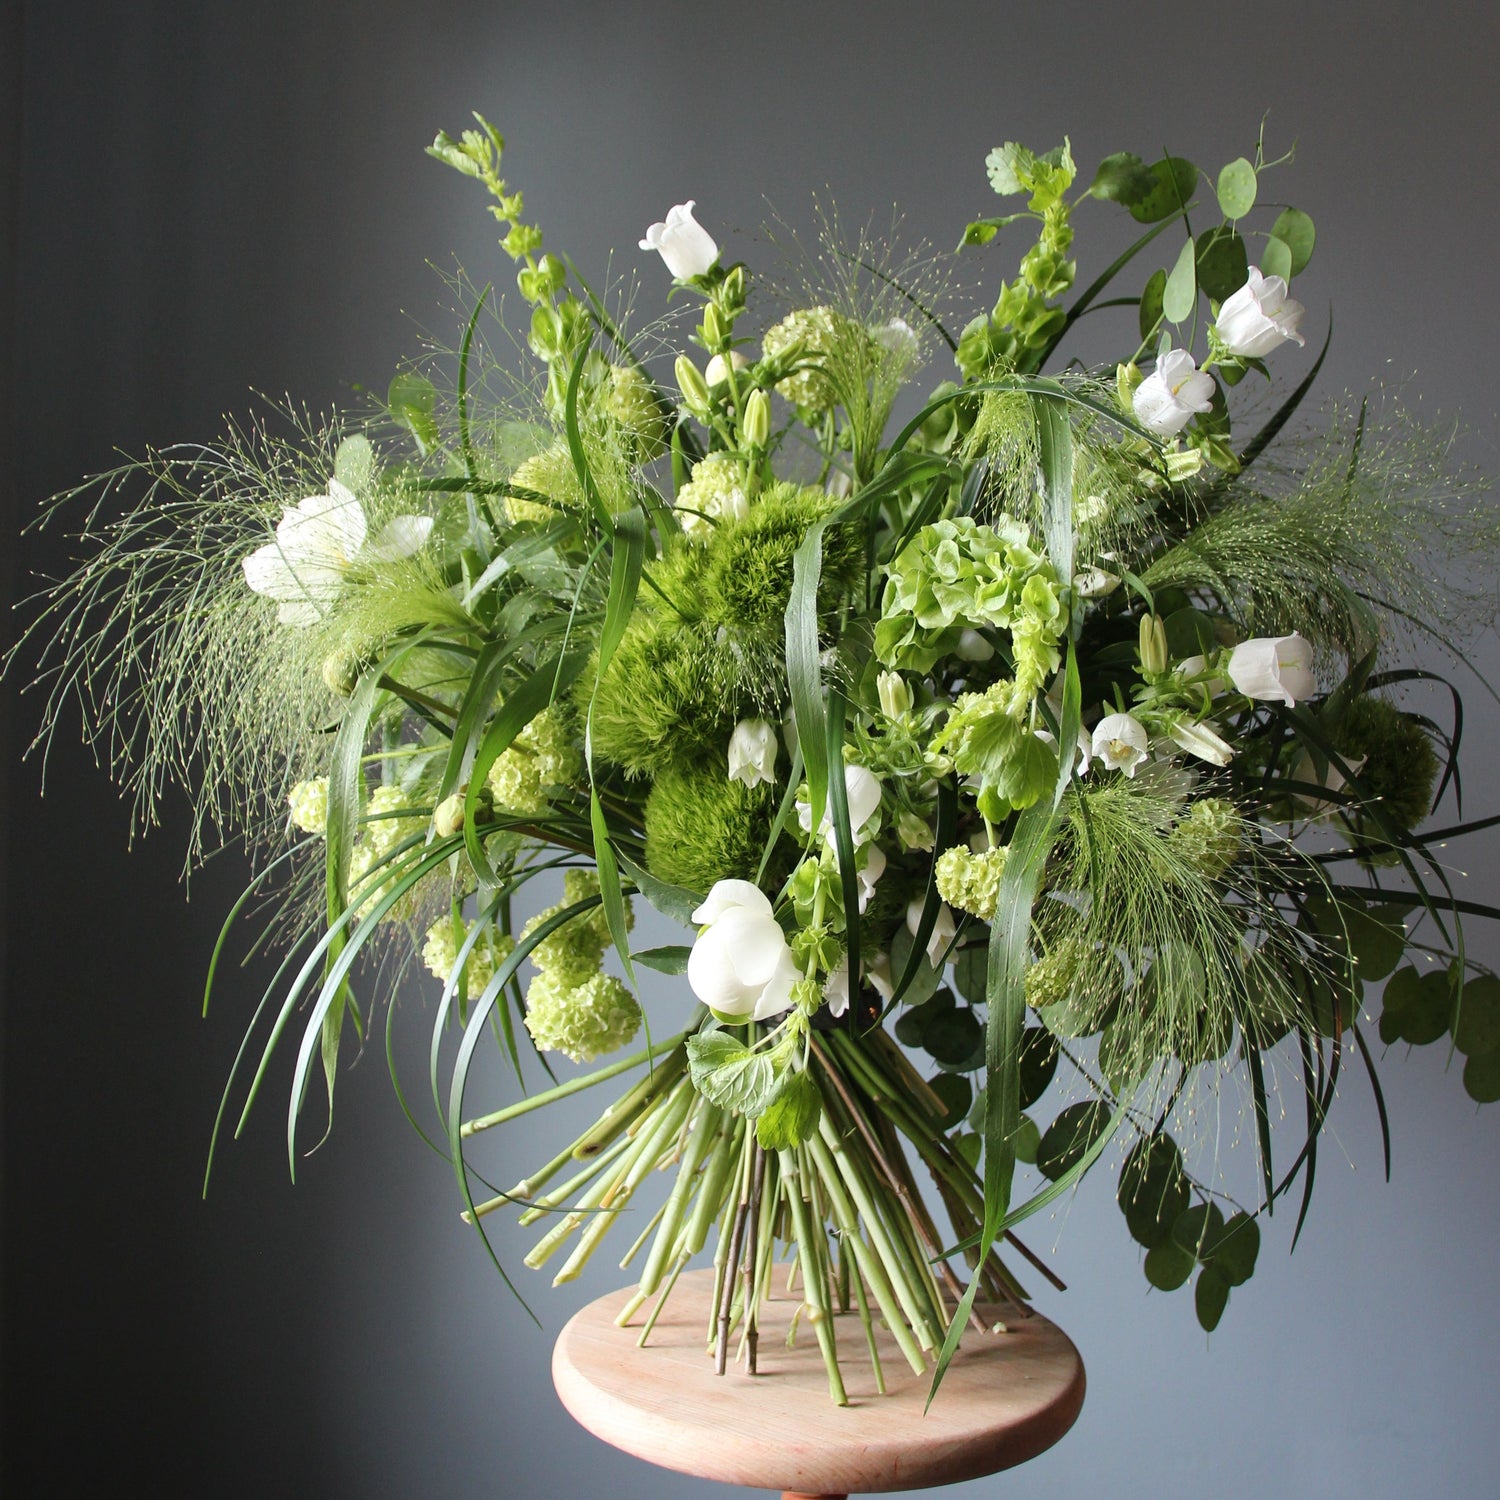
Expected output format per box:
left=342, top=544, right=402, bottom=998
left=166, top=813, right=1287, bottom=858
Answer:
left=1092, top=712, right=1150, bottom=777
left=687, top=880, right=800, bottom=1021
left=1132, top=348, right=1216, bottom=437
left=1213, top=266, right=1306, bottom=358
left=639, top=201, right=719, bottom=280
left=797, top=763, right=883, bottom=847
left=1169, top=718, right=1235, bottom=768
left=242, top=480, right=433, bottom=626
left=705, top=350, right=748, bottom=385
left=1227, top=633, right=1316, bottom=706
left=727, top=718, right=779, bottom=789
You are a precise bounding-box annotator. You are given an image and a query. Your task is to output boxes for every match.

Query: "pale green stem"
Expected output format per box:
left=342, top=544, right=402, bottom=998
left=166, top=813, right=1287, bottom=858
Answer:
left=780, top=1148, right=847, bottom=1406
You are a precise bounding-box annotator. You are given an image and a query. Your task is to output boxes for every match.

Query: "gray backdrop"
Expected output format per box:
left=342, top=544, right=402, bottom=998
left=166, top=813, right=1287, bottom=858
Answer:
left=6, top=3, right=1500, bottom=1496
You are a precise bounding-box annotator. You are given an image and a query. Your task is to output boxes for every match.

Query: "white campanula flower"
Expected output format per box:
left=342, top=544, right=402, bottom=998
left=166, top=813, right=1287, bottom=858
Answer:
left=1074, top=565, right=1121, bottom=599
left=857, top=842, right=887, bottom=911
left=906, top=897, right=956, bottom=969
left=1213, top=266, right=1306, bottom=358
left=871, top=317, right=920, bottom=364
left=1227, top=633, right=1316, bottom=706
left=1092, top=712, right=1150, bottom=777
left=687, top=880, right=800, bottom=1021
left=1132, top=348, right=1215, bottom=438
left=1169, top=717, right=1235, bottom=768
left=727, top=718, right=779, bottom=789
left=797, top=763, right=883, bottom=847
left=639, top=201, right=719, bottom=280
left=824, top=954, right=851, bottom=1018
left=242, top=479, right=432, bottom=626
left=705, top=350, right=748, bottom=385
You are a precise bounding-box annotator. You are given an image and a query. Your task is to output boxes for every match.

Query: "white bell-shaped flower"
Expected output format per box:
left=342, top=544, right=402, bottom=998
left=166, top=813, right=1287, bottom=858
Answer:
left=1092, top=712, right=1150, bottom=777
left=1226, top=633, right=1316, bottom=706
left=1213, top=266, right=1307, bottom=358
left=1132, top=348, right=1215, bottom=437
left=727, top=718, right=779, bottom=789
left=639, top=201, right=719, bottom=280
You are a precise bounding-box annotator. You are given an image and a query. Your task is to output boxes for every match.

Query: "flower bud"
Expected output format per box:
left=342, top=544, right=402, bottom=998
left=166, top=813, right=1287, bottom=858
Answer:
left=433, top=791, right=467, bottom=838
left=700, top=302, right=724, bottom=348
left=727, top=717, right=778, bottom=789
left=705, top=350, right=748, bottom=386
left=741, top=387, right=771, bottom=449
left=876, top=670, right=913, bottom=720
left=322, top=647, right=363, bottom=697
left=721, top=265, right=747, bottom=309
left=674, top=354, right=710, bottom=414
left=1139, top=613, right=1169, bottom=677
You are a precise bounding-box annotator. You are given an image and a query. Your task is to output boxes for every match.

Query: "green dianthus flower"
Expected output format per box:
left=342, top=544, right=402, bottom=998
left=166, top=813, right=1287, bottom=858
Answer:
left=523, top=970, right=642, bottom=1062
left=1337, top=696, right=1440, bottom=833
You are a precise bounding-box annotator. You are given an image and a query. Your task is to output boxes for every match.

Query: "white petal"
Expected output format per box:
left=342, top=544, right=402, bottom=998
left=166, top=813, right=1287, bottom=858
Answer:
left=690, top=878, right=772, bottom=926
left=364, top=514, right=433, bottom=562
left=752, top=944, right=802, bottom=1021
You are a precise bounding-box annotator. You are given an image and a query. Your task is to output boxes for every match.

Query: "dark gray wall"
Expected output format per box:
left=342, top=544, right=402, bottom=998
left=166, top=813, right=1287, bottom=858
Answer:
left=6, top=3, right=1500, bottom=1496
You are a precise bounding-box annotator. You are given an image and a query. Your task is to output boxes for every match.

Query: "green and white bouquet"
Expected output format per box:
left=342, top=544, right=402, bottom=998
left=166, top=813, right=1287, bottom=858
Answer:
left=18, top=119, right=1500, bottom=1404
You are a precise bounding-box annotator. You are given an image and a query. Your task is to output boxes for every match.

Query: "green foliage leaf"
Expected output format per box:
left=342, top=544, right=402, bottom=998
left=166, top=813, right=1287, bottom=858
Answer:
left=1163, top=238, right=1197, bottom=324
left=1196, top=226, right=1249, bottom=303
left=686, top=1031, right=780, bottom=1116
left=1260, top=234, right=1294, bottom=284
left=1171, top=1200, right=1226, bottom=1258
left=1118, top=1134, right=1191, bottom=1248
left=1216, top=157, right=1258, bottom=219
left=953, top=942, right=988, bottom=1004
left=1128, top=157, right=1197, bottom=223
left=926, top=1005, right=985, bottom=1069
left=1207, top=1213, right=1261, bottom=1286
left=618, top=853, right=703, bottom=926
left=755, top=1069, right=822, bottom=1148
left=958, top=212, right=1030, bottom=249
left=389, top=372, right=439, bottom=450
left=1195, top=1266, right=1231, bottom=1331
left=334, top=434, right=375, bottom=493
left=1270, top=207, right=1316, bottom=274
left=1305, top=892, right=1410, bottom=981
left=1017, top=1025, right=1060, bottom=1109
left=1144, top=1239, right=1196, bottom=1291
left=1463, top=1050, right=1500, bottom=1104
left=1013, top=1113, right=1041, bottom=1164
left=1090, top=151, right=1157, bottom=206
left=928, top=1072, right=973, bottom=1123
left=889, top=923, right=944, bottom=1007
left=631, top=945, right=692, bottom=976
left=1139, top=268, right=1166, bottom=341
left=1036, top=1100, right=1112, bottom=1181
left=1451, top=974, right=1500, bottom=1056
left=1378, top=964, right=1452, bottom=1046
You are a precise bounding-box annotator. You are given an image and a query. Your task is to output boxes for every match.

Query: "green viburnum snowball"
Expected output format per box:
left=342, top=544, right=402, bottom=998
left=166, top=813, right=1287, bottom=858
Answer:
left=487, top=707, right=581, bottom=812
left=761, top=306, right=858, bottom=413
left=563, top=867, right=634, bottom=947
left=1337, top=695, right=1440, bottom=831
left=644, top=763, right=784, bottom=893
left=288, top=777, right=329, bottom=835
left=703, top=482, right=864, bottom=641
left=523, top=970, right=642, bottom=1063
left=935, top=844, right=1009, bottom=921
left=606, top=365, right=667, bottom=460
left=522, top=900, right=607, bottom=988
left=421, top=918, right=516, bottom=1001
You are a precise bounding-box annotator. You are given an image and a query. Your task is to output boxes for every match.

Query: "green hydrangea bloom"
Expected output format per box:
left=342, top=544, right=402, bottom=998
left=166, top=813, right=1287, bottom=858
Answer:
left=935, top=844, right=1009, bottom=921
left=875, top=515, right=1064, bottom=687
left=523, top=970, right=642, bottom=1062
left=487, top=708, right=581, bottom=813
left=288, top=777, right=329, bottom=835
left=675, top=451, right=749, bottom=540
left=1169, top=798, right=1243, bottom=881
left=761, top=306, right=851, bottom=413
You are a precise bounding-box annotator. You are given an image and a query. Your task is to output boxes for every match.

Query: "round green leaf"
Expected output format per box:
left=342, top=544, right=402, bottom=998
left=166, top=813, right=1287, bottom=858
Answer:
left=954, top=1130, right=982, bottom=1168
left=1036, top=1100, right=1113, bottom=1181
left=334, top=434, right=376, bottom=493
left=1091, top=151, right=1157, bottom=206
left=1270, top=207, right=1316, bottom=274
left=1195, top=1266, right=1231, bottom=1332
left=1139, top=267, right=1167, bottom=341
left=1118, top=1134, right=1191, bottom=1248
left=924, top=1005, right=984, bottom=1068
left=1216, top=157, right=1258, bottom=219
left=1171, top=1200, right=1226, bottom=1259
left=927, top=1071, right=972, bottom=1124
left=1129, top=157, right=1198, bottom=224
left=1260, top=234, right=1293, bottom=284
left=1396, top=970, right=1454, bottom=1046
left=1144, top=1239, right=1195, bottom=1292
left=1463, top=1050, right=1500, bottom=1104
left=1013, top=1113, right=1042, bottom=1165
left=1378, top=964, right=1423, bottom=1045
left=1018, top=1025, right=1060, bottom=1109
left=1205, top=1212, right=1260, bottom=1286
left=953, top=941, right=988, bottom=1004
left=1451, top=974, right=1500, bottom=1057
left=1195, top=227, right=1249, bottom=303
left=1163, top=238, right=1198, bottom=324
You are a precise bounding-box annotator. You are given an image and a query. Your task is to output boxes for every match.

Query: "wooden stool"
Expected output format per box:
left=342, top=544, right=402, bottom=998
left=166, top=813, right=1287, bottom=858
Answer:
left=552, top=1268, right=1084, bottom=1499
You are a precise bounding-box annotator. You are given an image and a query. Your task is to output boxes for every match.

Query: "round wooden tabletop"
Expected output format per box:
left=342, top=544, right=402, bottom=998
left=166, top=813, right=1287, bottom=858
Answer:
left=552, top=1268, right=1085, bottom=1498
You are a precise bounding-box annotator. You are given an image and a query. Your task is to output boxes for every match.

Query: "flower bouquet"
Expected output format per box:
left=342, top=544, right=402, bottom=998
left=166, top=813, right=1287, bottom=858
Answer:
left=17, top=118, right=1499, bottom=1408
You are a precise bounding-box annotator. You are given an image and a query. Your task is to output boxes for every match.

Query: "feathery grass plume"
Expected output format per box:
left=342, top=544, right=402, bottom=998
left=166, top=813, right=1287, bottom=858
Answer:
left=1034, top=777, right=1309, bottom=1096
left=1141, top=397, right=1500, bottom=661
left=12, top=406, right=413, bottom=861
left=759, top=202, right=951, bottom=481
